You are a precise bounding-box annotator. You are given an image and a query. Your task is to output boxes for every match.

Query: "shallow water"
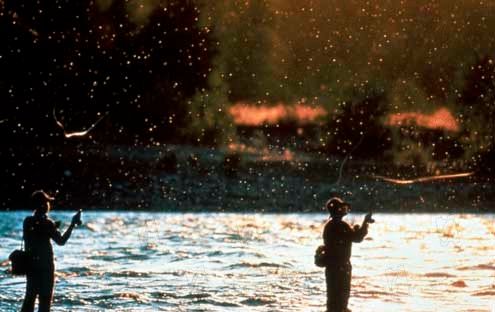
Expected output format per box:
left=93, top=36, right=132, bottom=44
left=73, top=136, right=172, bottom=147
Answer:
left=1, top=212, right=494, bottom=311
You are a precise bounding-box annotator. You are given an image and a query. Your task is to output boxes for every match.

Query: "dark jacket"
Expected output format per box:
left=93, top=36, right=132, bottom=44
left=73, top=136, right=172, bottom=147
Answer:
left=322, top=218, right=368, bottom=265
left=23, top=214, right=70, bottom=270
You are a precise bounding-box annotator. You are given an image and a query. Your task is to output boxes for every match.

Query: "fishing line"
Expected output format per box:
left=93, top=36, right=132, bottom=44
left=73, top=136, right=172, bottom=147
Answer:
left=53, top=106, right=108, bottom=139
left=333, top=133, right=365, bottom=186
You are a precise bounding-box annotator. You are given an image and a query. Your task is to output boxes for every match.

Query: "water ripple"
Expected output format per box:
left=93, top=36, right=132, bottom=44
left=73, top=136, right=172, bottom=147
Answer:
left=0, top=212, right=494, bottom=311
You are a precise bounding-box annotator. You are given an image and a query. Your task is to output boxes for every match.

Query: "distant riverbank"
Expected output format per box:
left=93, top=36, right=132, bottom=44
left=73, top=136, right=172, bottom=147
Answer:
left=3, top=144, right=492, bottom=212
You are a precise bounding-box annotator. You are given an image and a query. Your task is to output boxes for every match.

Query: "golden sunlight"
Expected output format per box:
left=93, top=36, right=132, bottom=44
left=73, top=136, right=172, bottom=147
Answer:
left=229, top=103, right=459, bottom=133
left=229, top=102, right=327, bottom=126
left=385, top=107, right=459, bottom=132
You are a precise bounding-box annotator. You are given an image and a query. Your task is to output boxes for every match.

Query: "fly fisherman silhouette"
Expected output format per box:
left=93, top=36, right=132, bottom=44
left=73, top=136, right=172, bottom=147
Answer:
left=21, top=190, right=82, bottom=312
left=319, top=197, right=374, bottom=312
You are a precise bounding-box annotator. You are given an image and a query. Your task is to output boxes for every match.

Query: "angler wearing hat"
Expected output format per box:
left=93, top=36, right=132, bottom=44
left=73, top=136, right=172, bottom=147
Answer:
left=322, top=197, right=374, bottom=312
left=21, top=190, right=81, bottom=312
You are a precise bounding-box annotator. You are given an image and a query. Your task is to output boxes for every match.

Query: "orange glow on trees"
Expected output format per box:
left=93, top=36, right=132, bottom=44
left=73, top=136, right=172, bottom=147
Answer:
left=229, top=103, right=459, bottom=133
left=385, top=107, right=459, bottom=132
left=229, top=102, right=327, bottom=126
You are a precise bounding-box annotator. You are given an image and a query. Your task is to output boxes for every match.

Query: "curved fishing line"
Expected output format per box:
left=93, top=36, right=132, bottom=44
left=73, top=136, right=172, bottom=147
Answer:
left=53, top=106, right=109, bottom=139
left=333, top=134, right=365, bottom=186
left=372, top=172, right=474, bottom=185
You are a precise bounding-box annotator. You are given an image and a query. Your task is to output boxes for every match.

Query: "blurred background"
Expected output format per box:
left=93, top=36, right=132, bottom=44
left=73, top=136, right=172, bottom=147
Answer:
left=0, top=0, right=494, bottom=211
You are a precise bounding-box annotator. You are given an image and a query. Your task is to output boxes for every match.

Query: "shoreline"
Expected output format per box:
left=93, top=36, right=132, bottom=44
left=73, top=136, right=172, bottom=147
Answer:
left=2, top=144, right=493, bottom=212
left=2, top=210, right=495, bottom=215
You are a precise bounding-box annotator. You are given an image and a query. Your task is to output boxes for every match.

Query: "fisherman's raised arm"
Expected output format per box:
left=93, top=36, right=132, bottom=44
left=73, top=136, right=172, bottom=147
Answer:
left=50, top=210, right=81, bottom=246
left=350, top=223, right=368, bottom=243
left=50, top=221, right=74, bottom=246
left=350, top=212, right=373, bottom=242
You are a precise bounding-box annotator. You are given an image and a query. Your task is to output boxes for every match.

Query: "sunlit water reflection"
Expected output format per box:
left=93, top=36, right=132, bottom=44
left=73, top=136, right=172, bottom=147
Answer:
left=1, top=212, right=494, bottom=311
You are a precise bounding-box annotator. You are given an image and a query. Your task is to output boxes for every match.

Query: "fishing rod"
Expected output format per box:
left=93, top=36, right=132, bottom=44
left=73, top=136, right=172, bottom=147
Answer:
left=53, top=190, right=82, bottom=226
left=333, top=134, right=365, bottom=186
left=330, top=133, right=375, bottom=222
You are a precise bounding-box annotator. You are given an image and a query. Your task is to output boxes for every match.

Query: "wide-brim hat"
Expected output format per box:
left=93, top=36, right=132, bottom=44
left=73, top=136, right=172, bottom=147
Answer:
left=31, top=190, right=55, bottom=203
left=325, top=197, right=350, bottom=216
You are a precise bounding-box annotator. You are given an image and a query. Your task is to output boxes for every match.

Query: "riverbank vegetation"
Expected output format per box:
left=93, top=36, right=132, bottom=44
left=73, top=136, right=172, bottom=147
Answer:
left=1, top=0, right=494, bottom=210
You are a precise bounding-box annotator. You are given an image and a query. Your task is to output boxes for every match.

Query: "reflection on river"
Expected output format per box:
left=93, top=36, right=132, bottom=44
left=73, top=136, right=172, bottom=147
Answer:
left=1, top=212, right=494, bottom=311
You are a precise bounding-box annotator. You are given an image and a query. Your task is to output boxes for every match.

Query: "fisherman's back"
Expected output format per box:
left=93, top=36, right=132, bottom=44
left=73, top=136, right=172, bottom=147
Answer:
left=23, top=215, right=57, bottom=269
left=323, top=219, right=367, bottom=265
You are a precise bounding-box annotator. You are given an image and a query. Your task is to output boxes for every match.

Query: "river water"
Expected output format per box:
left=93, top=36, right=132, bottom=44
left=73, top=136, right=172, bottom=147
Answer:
left=1, top=212, right=494, bottom=311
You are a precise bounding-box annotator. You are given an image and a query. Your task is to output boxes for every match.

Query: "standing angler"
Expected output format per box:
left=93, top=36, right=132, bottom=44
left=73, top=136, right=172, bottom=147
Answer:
left=322, top=197, right=373, bottom=312
left=21, top=190, right=81, bottom=312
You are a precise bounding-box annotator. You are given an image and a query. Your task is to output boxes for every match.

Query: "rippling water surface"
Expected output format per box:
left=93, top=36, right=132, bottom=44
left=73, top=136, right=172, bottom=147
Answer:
left=1, top=212, right=494, bottom=311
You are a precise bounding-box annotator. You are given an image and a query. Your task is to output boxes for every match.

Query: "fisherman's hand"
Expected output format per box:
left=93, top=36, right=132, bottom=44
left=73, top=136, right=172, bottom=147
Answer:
left=364, top=212, right=375, bottom=224
left=71, top=210, right=82, bottom=226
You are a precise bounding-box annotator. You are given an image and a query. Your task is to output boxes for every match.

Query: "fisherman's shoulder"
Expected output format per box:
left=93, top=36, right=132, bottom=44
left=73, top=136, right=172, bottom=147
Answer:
left=325, top=219, right=350, bottom=229
left=323, top=218, right=334, bottom=229
left=323, top=218, right=333, bottom=234
left=337, top=220, right=353, bottom=231
left=23, top=215, right=35, bottom=225
left=30, top=215, right=56, bottom=227
left=44, top=217, right=57, bottom=227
